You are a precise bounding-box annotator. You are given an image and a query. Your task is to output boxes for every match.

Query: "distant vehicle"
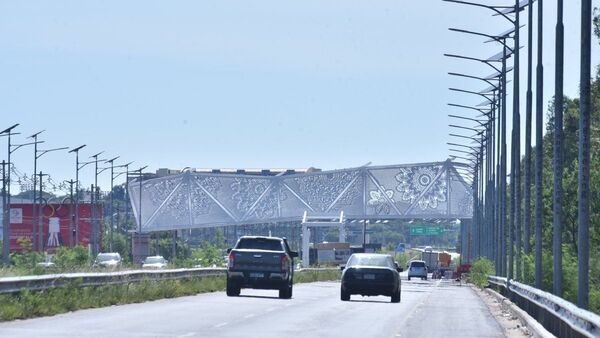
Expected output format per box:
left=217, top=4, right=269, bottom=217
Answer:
left=438, top=252, right=452, bottom=268
left=407, top=260, right=428, bottom=280
left=142, top=256, right=168, bottom=269
left=226, top=236, right=298, bottom=299
left=421, top=249, right=438, bottom=271
left=94, top=252, right=122, bottom=268
left=340, top=253, right=402, bottom=303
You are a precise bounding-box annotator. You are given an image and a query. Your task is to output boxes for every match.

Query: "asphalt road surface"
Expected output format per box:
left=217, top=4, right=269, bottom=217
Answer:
left=0, top=277, right=504, bottom=338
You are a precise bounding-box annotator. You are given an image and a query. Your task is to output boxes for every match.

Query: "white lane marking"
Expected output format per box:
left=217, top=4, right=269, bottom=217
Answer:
left=177, top=333, right=196, bottom=338
left=215, top=322, right=228, bottom=328
left=265, top=307, right=276, bottom=312
left=244, top=314, right=255, bottom=319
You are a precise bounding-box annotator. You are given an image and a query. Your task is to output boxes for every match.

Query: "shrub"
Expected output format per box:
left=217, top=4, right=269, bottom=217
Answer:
left=468, top=257, right=495, bottom=288
left=54, top=246, right=91, bottom=269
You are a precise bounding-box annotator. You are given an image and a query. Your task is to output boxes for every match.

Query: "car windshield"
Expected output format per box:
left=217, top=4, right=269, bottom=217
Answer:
left=236, top=238, right=283, bottom=251
left=410, top=261, right=426, bottom=268
left=144, top=257, right=165, bottom=264
left=347, top=254, right=394, bottom=268
left=97, top=253, right=120, bottom=262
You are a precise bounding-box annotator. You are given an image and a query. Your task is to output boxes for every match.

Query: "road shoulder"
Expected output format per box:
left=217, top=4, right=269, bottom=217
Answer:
left=472, top=286, right=553, bottom=338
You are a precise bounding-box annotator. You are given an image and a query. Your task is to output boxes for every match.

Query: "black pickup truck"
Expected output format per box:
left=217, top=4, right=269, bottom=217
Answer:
left=226, top=236, right=298, bottom=299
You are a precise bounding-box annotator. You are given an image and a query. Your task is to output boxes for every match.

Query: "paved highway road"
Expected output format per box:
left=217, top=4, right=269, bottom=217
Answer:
left=0, top=277, right=503, bottom=338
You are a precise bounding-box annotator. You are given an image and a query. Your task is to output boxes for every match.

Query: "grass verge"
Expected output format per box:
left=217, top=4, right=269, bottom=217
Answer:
left=0, top=269, right=340, bottom=321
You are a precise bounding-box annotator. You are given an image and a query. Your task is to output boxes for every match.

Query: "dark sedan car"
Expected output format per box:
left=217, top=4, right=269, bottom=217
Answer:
left=340, top=253, right=402, bottom=303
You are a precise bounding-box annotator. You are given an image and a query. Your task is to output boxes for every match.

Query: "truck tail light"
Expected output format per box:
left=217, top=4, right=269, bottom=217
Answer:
left=228, top=253, right=235, bottom=268
left=281, top=255, right=289, bottom=272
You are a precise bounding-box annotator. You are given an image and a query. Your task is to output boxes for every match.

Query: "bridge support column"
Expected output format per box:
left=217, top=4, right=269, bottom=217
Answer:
left=132, top=233, right=151, bottom=264
left=339, top=222, right=346, bottom=243
left=302, top=224, right=310, bottom=267
left=461, top=218, right=473, bottom=264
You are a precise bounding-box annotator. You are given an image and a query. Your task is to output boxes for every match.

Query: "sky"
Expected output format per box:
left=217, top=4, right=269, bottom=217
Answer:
left=1, top=1, right=599, bottom=193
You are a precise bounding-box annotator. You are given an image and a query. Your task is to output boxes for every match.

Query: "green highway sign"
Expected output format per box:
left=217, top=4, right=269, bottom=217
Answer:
left=410, top=226, right=444, bottom=236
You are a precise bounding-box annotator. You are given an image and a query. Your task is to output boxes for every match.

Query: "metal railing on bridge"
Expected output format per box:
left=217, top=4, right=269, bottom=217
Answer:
left=488, top=276, right=600, bottom=338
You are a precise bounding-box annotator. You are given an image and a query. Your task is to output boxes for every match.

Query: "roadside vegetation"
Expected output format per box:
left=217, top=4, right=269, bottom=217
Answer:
left=467, top=258, right=495, bottom=288
left=0, top=268, right=339, bottom=321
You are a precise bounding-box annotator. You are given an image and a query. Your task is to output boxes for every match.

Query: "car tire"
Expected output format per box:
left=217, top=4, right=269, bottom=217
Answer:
left=391, top=288, right=401, bottom=303
left=408, top=276, right=411, bottom=281
left=226, top=280, right=240, bottom=297
left=340, top=287, right=350, bottom=301
left=424, top=276, right=428, bottom=280
left=279, top=282, right=292, bottom=299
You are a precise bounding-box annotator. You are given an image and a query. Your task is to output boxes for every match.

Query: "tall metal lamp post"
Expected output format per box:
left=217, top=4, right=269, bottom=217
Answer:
left=1, top=124, right=20, bottom=264
left=34, top=145, right=68, bottom=251
left=89, top=152, right=105, bottom=257
left=111, top=161, right=133, bottom=253
left=68, top=145, right=86, bottom=247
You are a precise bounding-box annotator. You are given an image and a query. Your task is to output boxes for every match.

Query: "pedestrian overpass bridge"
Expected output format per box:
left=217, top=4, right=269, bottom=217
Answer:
left=128, top=159, right=473, bottom=232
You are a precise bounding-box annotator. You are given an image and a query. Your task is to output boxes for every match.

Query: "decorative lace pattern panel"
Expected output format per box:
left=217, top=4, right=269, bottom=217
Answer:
left=368, top=189, right=394, bottom=215
left=292, top=171, right=360, bottom=212
left=191, top=176, right=222, bottom=218
left=394, top=166, right=447, bottom=210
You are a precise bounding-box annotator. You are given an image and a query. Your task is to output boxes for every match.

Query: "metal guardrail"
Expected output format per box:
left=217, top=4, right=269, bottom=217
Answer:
left=488, top=276, right=600, bottom=338
left=0, top=268, right=338, bottom=294
left=0, top=268, right=226, bottom=294
left=487, top=275, right=507, bottom=288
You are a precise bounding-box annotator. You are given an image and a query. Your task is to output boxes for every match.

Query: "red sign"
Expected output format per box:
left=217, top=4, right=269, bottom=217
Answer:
left=8, top=203, right=102, bottom=252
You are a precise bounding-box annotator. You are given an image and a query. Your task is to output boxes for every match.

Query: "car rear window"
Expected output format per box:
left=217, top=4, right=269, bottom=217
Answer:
left=410, top=261, right=426, bottom=268
left=347, top=255, right=394, bottom=268
left=236, top=238, right=284, bottom=251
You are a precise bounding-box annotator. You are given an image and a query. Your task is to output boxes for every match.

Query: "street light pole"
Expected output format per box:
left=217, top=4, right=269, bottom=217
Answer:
left=34, top=146, right=68, bottom=251
left=36, top=171, right=49, bottom=251
left=553, top=0, right=564, bottom=297
left=133, top=166, right=148, bottom=233
left=577, top=0, right=592, bottom=310
left=27, top=130, right=44, bottom=252
left=534, top=0, right=544, bottom=290
left=107, top=161, right=133, bottom=251
left=522, top=0, right=534, bottom=284
left=512, top=0, right=523, bottom=283
left=1, top=124, right=20, bottom=264
left=105, top=156, right=119, bottom=252
left=89, top=152, right=105, bottom=257
left=1, top=161, right=7, bottom=264
left=68, top=145, right=86, bottom=247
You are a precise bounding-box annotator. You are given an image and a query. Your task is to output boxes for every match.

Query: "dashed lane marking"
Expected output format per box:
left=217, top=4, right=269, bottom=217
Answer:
left=214, top=322, right=228, bottom=328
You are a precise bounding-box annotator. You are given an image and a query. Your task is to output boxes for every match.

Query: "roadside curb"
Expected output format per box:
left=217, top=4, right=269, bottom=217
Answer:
left=482, top=287, right=555, bottom=338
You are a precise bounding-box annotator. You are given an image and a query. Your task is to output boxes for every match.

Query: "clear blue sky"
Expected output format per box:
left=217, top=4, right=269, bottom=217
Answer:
left=1, top=1, right=598, bottom=192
